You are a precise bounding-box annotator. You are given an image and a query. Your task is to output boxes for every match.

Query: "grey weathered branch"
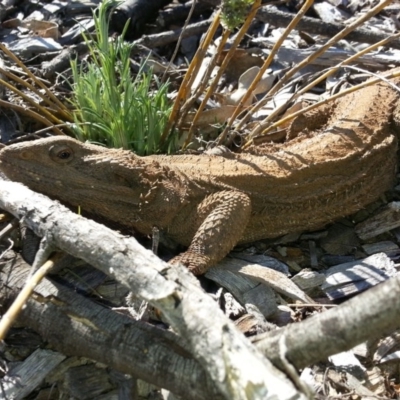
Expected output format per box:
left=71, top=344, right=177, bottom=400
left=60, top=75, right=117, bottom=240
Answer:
left=253, top=270, right=400, bottom=370
left=0, top=180, right=304, bottom=400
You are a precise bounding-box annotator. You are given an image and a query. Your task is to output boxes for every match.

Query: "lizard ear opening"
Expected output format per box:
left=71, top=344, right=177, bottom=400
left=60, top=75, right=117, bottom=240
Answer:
left=49, top=144, right=74, bottom=163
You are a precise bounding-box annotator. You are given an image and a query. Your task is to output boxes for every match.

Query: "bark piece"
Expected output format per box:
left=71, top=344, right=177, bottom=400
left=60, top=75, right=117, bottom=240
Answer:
left=208, top=257, right=314, bottom=304
left=235, top=314, right=263, bottom=335
left=326, top=369, right=376, bottom=398
left=361, top=240, right=399, bottom=255
left=355, top=202, right=400, bottom=240
left=64, top=1, right=100, bottom=16
left=62, top=364, right=114, bottom=399
left=291, top=269, right=325, bottom=292
left=41, top=47, right=78, bottom=80
left=259, top=46, right=400, bottom=69
left=133, top=19, right=212, bottom=48
left=205, top=259, right=279, bottom=318
left=373, top=329, right=400, bottom=363
left=320, top=223, right=360, bottom=255
left=0, top=348, right=66, bottom=400
left=321, top=253, right=396, bottom=300
left=157, top=1, right=213, bottom=27
left=313, top=2, right=351, bottom=23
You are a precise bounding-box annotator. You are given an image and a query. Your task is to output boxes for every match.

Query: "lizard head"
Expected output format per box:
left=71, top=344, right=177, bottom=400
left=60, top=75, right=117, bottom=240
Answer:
left=0, top=136, right=155, bottom=225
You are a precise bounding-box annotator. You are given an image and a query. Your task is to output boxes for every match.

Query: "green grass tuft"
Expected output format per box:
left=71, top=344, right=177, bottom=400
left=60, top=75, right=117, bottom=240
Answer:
left=69, top=0, right=175, bottom=155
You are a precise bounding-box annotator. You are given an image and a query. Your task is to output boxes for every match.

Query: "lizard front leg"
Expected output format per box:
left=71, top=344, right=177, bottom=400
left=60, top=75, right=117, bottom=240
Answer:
left=170, top=191, right=251, bottom=275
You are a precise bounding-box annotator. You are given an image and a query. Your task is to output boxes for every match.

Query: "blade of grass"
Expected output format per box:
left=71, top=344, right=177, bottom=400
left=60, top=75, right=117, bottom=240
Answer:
left=70, top=0, right=173, bottom=154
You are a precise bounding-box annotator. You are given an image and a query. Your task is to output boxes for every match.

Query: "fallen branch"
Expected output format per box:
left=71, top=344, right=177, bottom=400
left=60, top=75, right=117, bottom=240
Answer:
left=253, top=268, right=400, bottom=371
left=0, top=179, right=304, bottom=400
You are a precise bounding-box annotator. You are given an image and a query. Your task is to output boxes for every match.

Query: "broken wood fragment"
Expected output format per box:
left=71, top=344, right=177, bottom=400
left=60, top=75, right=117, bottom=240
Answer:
left=356, top=202, right=400, bottom=240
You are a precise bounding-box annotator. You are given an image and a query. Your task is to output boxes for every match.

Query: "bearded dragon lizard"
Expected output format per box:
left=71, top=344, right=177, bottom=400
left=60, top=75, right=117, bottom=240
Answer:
left=0, top=76, right=399, bottom=275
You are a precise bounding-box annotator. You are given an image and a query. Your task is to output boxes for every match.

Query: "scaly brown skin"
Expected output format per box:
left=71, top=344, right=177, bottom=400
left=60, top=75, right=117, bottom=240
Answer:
left=0, top=78, right=399, bottom=275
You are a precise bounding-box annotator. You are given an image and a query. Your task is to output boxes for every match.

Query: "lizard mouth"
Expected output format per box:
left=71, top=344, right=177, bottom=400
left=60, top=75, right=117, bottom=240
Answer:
left=0, top=156, right=57, bottom=185
left=0, top=151, right=141, bottom=209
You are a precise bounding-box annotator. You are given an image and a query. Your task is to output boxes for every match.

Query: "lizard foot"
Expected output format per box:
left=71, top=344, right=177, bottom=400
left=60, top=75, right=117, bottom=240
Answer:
left=170, top=253, right=212, bottom=276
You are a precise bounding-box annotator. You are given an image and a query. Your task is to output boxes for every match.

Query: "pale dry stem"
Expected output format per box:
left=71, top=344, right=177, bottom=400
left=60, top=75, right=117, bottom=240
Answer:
left=217, top=0, right=315, bottom=145
left=183, top=0, right=262, bottom=147
left=0, top=252, right=64, bottom=341
left=177, top=28, right=231, bottom=132
left=161, top=10, right=222, bottom=143
left=249, top=30, right=400, bottom=139
left=0, top=43, right=68, bottom=113
left=243, top=0, right=393, bottom=139
left=242, top=69, right=400, bottom=149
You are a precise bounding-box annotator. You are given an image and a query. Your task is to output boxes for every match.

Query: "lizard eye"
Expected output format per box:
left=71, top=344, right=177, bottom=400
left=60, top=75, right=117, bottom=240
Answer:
left=49, top=144, right=74, bottom=163
left=58, top=150, right=71, bottom=159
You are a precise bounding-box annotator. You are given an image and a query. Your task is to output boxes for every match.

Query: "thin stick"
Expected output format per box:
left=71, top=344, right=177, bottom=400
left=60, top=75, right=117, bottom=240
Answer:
left=250, top=30, right=400, bottom=136
left=291, top=31, right=400, bottom=99
left=241, top=0, right=392, bottom=137
left=184, top=0, right=262, bottom=147
left=161, top=10, right=222, bottom=143
left=0, top=219, right=19, bottom=241
left=0, top=252, right=64, bottom=340
left=162, top=0, right=198, bottom=82
left=0, top=43, right=68, bottom=112
left=176, top=28, right=231, bottom=131
left=0, top=76, right=63, bottom=125
left=0, top=67, right=72, bottom=121
left=179, top=29, right=231, bottom=136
